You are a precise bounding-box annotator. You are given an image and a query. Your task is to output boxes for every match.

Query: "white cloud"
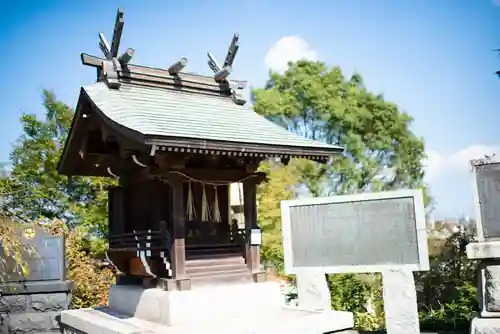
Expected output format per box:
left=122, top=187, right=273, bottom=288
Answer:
left=423, top=145, right=499, bottom=219
left=424, top=145, right=499, bottom=182
left=264, top=36, right=318, bottom=73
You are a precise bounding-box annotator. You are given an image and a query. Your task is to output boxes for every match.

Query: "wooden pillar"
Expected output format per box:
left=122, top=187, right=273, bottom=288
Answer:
left=169, top=172, right=190, bottom=290
left=243, top=178, right=264, bottom=282
left=108, top=186, right=126, bottom=235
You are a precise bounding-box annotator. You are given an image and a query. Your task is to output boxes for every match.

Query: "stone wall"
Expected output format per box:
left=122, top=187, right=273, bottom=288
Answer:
left=0, top=281, right=73, bottom=334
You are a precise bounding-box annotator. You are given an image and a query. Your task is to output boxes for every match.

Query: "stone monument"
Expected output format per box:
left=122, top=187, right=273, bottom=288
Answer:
left=281, top=189, right=430, bottom=334
left=57, top=8, right=354, bottom=333
left=295, top=270, right=332, bottom=311
left=466, top=158, right=500, bottom=333
left=0, top=224, right=73, bottom=334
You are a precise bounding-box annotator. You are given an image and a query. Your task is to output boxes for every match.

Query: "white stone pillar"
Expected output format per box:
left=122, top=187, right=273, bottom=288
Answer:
left=295, top=270, right=331, bottom=311
left=382, top=269, right=420, bottom=334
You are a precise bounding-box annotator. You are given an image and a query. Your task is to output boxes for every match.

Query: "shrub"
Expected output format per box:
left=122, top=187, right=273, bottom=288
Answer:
left=41, top=220, right=116, bottom=308
left=0, top=216, right=33, bottom=282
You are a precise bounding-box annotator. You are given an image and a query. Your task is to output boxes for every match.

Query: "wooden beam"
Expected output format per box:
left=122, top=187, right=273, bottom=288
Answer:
left=168, top=58, right=188, bottom=76
left=110, top=8, right=124, bottom=58
left=81, top=53, right=102, bottom=67
left=145, top=138, right=342, bottom=160
left=153, top=168, right=265, bottom=183
left=98, top=33, right=111, bottom=60
left=169, top=172, right=188, bottom=285
left=243, top=177, right=261, bottom=274
left=100, top=123, right=109, bottom=143
left=78, top=134, right=88, bottom=160
left=223, top=33, right=240, bottom=68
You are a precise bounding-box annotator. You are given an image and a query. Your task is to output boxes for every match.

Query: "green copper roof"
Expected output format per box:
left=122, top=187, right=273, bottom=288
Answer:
left=83, top=82, right=343, bottom=154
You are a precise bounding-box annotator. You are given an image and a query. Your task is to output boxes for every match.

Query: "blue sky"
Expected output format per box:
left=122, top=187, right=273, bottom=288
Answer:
left=1, top=0, right=499, bottom=220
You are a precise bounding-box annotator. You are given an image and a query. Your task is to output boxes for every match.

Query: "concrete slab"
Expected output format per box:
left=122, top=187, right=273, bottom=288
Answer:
left=467, top=241, right=500, bottom=260
left=470, top=316, right=500, bottom=333
left=61, top=306, right=354, bottom=334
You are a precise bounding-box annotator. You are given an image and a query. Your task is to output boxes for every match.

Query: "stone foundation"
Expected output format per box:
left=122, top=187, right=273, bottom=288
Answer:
left=60, top=282, right=354, bottom=333
left=0, top=280, right=73, bottom=333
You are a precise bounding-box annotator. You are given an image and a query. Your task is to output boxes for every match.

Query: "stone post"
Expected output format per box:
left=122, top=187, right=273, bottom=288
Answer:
left=466, top=158, right=500, bottom=332
left=466, top=244, right=500, bottom=332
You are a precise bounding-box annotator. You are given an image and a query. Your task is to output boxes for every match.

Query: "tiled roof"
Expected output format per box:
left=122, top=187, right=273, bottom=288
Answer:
left=83, top=81, right=343, bottom=154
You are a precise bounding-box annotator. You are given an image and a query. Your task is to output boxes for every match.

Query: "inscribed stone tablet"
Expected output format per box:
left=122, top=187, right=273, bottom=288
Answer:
left=2, top=225, right=64, bottom=282
left=476, top=164, right=500, bottom=239
left=289, top=197, right=419, bottom=268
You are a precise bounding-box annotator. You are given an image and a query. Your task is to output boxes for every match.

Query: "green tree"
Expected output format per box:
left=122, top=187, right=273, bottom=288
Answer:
left=253, top=61, right=427, bottom=196
left=253, top=61, right=428, bottom=329
left=253, top=61, right=428, bottom=264
left=0, top=90, right=113, bottom=237
left=257, top=159, right=302, bottom=270
left=416, top=230, right=478, bottom=331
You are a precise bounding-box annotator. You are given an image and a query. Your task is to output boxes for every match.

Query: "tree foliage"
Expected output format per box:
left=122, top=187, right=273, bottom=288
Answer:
left=253, top=61, right=460, bottom=330
left=254, top=60, right=428, bottom=270
left=0, top=90, right=113, bottom=237
left=253, top=61, right=427, bottom=196
left=257, top=160, right=303, bottom=271
left=0, top=217, right=31, bottom=283
left=416, top=230, right=478, bottom=331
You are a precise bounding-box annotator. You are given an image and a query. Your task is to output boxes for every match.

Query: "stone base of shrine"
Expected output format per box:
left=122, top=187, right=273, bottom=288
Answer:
left=59, top=281, right=354, bottom=333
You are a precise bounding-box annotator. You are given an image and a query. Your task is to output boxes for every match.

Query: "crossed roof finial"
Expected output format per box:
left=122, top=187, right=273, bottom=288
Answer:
left=207, top=33, right=240, bottom=82
left=98, top=8, right=188, bottom=76
left=98, top=9, right=135, bottom=66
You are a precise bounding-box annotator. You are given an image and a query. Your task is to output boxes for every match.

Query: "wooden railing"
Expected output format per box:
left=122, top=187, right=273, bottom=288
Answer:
left=109, top=230, right=171, bottom=253
left=108, top=226, right=247, bottom=253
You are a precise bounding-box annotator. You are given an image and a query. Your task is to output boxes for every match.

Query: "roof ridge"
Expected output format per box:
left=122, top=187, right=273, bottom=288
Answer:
left=114, top=81, right=248, bottom=104
left=81, top=54, right=248, bottom=84
left=82, top=53, right=248, bottom=105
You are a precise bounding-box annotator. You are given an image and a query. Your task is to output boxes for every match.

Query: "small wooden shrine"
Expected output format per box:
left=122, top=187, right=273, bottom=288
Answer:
left=57, top=9, right=343, bottom=290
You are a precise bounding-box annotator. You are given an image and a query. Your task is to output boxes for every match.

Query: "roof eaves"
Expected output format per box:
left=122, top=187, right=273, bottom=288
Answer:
left=144, top=136, right=343, bottom=161
left=79, top=86, right=146, bottom=144
left=57, top=89, right=86, bottom=175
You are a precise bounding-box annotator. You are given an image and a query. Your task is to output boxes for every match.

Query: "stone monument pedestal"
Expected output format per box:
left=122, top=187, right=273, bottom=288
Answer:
left=467, top=241, right=500, bottom=333
left=0, top=280, right=73, bottom=334
left=60, top=281, right=354, bottom=334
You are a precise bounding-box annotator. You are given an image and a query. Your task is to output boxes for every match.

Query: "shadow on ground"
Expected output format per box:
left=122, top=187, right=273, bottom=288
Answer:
left=357, top=331, right=469, bottom=334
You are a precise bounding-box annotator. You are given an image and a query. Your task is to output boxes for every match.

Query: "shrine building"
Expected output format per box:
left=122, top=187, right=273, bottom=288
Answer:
left=57, top=9, right=343, bottom=291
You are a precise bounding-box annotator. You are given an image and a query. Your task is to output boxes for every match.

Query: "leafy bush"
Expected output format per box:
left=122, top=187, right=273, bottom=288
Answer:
left=41, top=220, right=116, bottom=308
left=0, top=216, right=33, bottom=282
left=416, top=231, right=478, bottom=331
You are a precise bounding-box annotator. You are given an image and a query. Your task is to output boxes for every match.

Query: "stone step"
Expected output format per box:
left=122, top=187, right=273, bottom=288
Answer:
left=189, top=271, right=253, bottom=287
left=186, top=251, right=244, bottom=261
left=186, top=262, right=247, bottom=275
left=188, top=267, right=249, bottom=279
left=186, top=256, right=245, bottom=267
